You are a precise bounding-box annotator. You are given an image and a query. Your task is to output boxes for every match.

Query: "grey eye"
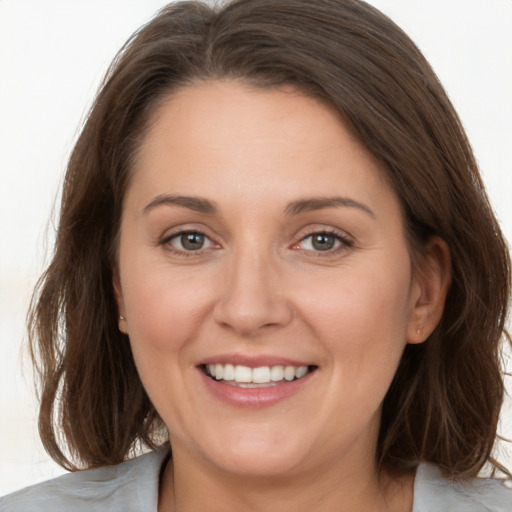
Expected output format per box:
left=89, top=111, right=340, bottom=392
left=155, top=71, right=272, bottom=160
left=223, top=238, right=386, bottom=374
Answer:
left=296, top=231, right=350, bottom=253
left=311, top=233, right=337, bottom=251
left=180, top=232, right=205, bottom=250
left=169, top=231, right=212, bottom=251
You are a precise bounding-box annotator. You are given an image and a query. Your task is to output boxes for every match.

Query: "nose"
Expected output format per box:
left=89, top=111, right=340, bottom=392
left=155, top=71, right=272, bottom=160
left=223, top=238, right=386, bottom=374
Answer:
left=213, top=249, right=293, bottom=336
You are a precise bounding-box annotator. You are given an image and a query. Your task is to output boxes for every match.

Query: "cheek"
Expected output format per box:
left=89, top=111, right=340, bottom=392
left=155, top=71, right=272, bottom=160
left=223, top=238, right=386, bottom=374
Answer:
left=295, top=255, right=412, bottom=382
left=118, top=260, right=217, bottom=434
left=305, top=265, right=412, bottom=439
left=120, top=259, right=215, bottom=356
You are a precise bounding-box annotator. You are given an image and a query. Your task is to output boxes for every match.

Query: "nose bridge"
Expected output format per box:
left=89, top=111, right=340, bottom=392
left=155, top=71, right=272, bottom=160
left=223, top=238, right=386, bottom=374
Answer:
left=213, top=241, right=291, bottom=335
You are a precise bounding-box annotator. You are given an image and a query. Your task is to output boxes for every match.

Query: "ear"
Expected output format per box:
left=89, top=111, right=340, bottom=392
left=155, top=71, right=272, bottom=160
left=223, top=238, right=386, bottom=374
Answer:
left=407, top=236, right=451, bottom=344
left=112, top=266, right=128, bottom=334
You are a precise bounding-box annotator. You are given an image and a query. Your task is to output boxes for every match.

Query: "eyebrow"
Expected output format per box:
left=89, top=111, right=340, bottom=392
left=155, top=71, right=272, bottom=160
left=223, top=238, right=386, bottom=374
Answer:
left=142, top=194, right=375, bottom=219
left=143, top=194, right=218, bottom=214
left=284, top=197, right=375, bottom=218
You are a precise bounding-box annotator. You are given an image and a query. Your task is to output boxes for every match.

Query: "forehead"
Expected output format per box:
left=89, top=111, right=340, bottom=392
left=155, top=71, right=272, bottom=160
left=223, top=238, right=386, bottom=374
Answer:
left=127, top=80, right=399, bottom=218
left=140, top=81, right=374, bottom=161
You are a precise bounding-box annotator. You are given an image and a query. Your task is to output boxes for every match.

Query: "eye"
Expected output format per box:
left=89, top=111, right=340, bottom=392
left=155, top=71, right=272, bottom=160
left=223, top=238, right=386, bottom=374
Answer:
left=296, top=231, right=352, bottom=252
left=166, top=231, right=214, bottom=252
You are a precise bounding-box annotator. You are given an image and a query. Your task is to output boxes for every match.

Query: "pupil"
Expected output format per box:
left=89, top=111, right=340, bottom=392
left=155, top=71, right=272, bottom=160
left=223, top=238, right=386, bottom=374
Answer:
left=312, top=234, right=335, bottom=251
left=181, top=233, right=204, bottom=250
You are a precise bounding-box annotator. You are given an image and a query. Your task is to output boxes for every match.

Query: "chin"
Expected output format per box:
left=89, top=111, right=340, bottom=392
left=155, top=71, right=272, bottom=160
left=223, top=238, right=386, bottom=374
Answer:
left=176, top=423, right=313, bottom=478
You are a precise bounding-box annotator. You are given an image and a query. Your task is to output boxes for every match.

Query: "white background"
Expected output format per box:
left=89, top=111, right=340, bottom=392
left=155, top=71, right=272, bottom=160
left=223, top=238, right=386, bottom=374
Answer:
left=1, top=0, right=511, bottom=496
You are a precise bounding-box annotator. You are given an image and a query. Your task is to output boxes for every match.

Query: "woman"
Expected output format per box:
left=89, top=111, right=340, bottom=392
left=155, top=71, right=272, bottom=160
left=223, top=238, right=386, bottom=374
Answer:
left=1, top=0, right=511, bottom=510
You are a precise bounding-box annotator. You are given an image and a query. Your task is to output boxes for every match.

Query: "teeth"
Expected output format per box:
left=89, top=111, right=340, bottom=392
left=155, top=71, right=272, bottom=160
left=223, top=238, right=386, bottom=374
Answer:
left=270, top=365, right=284, bottom=381
left=223, top=363, right=235, bottom=381
left=206, top=364, right=311, bottom=384
left=234, top=365, right=252, bottom=383
left=252, top=366, right=271, bottom=383
left=284, top=366, right=296, bottom=381
left=295, top=366, right=308, bottom=379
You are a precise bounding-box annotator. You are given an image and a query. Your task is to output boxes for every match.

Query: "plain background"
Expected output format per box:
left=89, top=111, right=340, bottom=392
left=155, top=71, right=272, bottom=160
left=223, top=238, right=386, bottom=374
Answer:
left=1, top=0, right=511, bottom=496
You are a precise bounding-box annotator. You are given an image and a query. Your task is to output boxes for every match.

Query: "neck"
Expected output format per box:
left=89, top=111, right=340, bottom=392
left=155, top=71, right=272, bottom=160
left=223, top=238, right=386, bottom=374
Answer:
left=158, top=448, right=414, bottom=512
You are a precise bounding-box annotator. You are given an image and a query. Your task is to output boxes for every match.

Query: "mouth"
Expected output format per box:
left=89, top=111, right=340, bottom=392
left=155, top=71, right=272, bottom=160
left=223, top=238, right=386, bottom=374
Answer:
left=202, top=363, right=318, bottom=388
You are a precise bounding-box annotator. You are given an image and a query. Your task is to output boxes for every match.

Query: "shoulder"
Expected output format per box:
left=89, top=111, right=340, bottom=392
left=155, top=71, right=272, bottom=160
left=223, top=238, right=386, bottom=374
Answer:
left=413, top=463, right=512, bottom=512
left=0, top=445, right=170, bottom=512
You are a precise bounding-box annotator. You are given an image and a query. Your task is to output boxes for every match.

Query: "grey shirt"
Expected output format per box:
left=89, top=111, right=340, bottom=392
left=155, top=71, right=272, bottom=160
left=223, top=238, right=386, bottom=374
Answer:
left=1, top=446, right=511, bottom=511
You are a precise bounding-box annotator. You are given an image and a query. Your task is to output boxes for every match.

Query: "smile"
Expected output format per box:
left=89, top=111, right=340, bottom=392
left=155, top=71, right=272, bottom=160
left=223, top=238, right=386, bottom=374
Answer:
left=204, top=363, right=316, bottom=387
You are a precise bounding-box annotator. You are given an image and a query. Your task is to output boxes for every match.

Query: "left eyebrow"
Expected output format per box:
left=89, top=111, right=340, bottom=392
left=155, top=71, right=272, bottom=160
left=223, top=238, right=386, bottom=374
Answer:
left=284, top=196, right=375, bottom=219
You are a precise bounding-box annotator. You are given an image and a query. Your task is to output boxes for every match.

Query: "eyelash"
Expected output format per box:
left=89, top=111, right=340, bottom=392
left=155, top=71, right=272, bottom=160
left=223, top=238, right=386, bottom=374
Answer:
left=160, top=228, right=354, bottom=258
left=293, top=230, right=354, bottom=256
left=160, top=230, right=217, bottom=257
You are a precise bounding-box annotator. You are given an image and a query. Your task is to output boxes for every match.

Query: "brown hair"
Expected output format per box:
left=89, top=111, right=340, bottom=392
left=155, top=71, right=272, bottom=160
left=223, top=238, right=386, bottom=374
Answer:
left=29, top=0, right=510, bottom=478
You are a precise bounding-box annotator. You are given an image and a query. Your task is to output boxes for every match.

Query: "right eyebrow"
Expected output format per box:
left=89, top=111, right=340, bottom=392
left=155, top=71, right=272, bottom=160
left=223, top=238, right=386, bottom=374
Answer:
left=142, top=194, right=218, bottom=215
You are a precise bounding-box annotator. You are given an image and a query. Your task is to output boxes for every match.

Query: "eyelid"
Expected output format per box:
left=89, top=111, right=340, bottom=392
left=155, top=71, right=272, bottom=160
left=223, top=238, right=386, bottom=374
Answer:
left=291, top=226, right=354, bottom=254
left=157, top=224, right=353, bottom=257
left=159, top=227, right=221, bottom=255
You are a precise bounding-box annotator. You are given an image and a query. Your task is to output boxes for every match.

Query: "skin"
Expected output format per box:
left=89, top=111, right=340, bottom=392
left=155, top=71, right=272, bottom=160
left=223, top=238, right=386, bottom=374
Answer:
left=114, top=81, right=450, bottom=511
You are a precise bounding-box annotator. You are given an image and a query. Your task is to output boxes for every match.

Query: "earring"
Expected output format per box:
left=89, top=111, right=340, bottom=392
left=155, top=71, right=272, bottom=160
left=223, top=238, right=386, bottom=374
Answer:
left=416, top=326, right=424, bottom=336
left=119, top=315, right=128, bottom=334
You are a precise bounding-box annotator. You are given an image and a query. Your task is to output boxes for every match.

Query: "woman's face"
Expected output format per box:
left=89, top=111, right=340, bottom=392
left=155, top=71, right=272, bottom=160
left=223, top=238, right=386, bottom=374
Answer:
left=115, top=81, right=428, bottom=477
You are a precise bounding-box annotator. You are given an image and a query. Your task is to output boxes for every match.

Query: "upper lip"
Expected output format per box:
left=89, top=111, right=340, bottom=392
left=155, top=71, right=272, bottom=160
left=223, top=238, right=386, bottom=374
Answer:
left=198, top=354, right=314, bottom=368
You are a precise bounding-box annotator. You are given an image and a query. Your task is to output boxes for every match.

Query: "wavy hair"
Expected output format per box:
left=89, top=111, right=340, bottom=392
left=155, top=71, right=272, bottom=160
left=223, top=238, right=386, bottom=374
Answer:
left=29, top=0, right=510, bottom=477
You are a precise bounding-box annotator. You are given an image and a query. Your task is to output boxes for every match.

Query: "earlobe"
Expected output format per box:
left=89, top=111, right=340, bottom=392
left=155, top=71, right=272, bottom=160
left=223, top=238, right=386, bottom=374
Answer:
left=407, top=236, right=451, bottom=344
left=118, top=315, right=129, bottom=335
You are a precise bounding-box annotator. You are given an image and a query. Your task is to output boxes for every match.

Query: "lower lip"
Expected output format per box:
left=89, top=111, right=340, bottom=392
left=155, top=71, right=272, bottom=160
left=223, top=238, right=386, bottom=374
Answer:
left=199, top=369, right=314, bottom=408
